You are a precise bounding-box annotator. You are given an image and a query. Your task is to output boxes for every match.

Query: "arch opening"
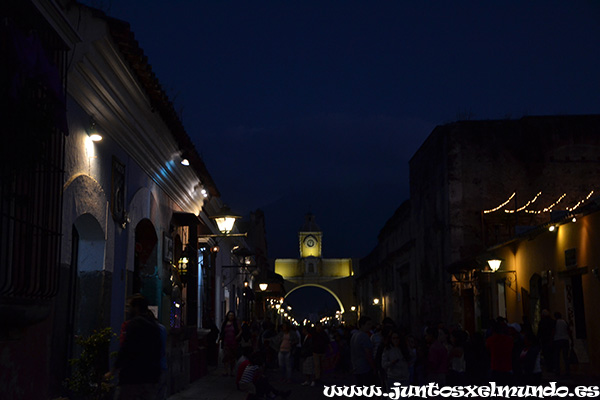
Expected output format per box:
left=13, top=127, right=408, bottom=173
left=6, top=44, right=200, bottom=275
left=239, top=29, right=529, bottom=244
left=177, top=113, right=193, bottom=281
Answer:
left=284, top=284, right=344, bottom=323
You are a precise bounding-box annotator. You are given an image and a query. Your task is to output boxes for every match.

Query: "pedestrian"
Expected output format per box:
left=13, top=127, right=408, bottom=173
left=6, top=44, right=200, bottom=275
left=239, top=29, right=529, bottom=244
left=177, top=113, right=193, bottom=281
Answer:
left=300, top=326, right=314, bottom=386
left=508, top=322, right=524, bottom=383
left=239, top=352, right=291, bottom=400
left=104, top=294, right=162, bottom=400
left=464, top=331, right=488, bottom=384
left=381, top=329, right=411, bottom=390
left=425, top=326, right=448, bottom=386
left=219, top=311, right=241, bottom=376
left=519, top=331, right=542, bottom=385
left=373, top=317, right=395, bottom=386
left=485, top=319, right=513, bottom=385
left=350, top=316, right=377, bottom=385
left=553, top=312, right=572, bottom=376
left=447, top=329, right=466, bottom=385
left=312, top=322, right=330, bottom=385
left=275, top=322, right=298, bottom=383
left=537, top=309, right=555, bottom=371
left=260, top=320, right=278, bottom=369
left=206, top=317, right=220, bottom=367
left=406, top=334, right=418, bottom=384
left=240, top=322, right=253, bottom=356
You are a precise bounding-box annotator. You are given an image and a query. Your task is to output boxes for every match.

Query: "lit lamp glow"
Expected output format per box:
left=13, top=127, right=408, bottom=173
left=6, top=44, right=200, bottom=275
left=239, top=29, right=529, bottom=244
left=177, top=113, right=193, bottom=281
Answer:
left=487, top=258, right=502, bottom=272
left=178, top=256, right=189, bottom=276
left=88, top=122, right=102, bottom=142
left=259, top=283, right=268, bottom=291
left=210, top=205, right=241, bottom=234
left=372, top=298, right=380, bottom=305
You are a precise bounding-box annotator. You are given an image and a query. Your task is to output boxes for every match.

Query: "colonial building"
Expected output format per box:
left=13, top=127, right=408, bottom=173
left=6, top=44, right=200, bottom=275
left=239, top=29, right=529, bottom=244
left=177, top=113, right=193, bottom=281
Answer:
left=359, top=115, right=600, bottom=346
left=357, top=201, right=414, bottom=327
left=1, top=1, right=256, bottom=398
left=455, top=199, right=600, bottom=373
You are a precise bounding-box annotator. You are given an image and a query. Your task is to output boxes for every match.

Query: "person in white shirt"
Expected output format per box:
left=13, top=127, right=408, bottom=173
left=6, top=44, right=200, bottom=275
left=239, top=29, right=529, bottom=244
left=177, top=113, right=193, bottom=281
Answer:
left=552, top=312, right=572, bottom=376
left=381, top=330, right=411, bottom=389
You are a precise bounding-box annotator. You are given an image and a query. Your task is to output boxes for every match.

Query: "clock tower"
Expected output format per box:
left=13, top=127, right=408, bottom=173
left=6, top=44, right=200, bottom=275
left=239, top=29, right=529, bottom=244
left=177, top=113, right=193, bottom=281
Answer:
left=299, top=213, right=322, bottom=259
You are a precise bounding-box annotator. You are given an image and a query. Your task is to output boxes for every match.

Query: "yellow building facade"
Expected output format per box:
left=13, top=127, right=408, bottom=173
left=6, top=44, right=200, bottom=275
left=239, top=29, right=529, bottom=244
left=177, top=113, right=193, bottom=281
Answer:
left=478, top=208, right=600, bottom=374
left=274, top=214, right=355, bottom=318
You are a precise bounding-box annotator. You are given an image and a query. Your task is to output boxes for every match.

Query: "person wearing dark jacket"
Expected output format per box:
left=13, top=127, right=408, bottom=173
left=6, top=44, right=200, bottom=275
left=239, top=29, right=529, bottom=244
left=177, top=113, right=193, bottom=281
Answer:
left=105, top=294, right=162, bottom=399
left=312, top=322, right=331, bottom=385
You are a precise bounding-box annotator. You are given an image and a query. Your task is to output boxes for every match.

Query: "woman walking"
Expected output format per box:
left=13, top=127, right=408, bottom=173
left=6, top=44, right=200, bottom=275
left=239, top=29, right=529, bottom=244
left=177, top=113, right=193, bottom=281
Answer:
left=219, top=311, right=241, bottom=376
left=381, top=329, right=411, bottom=390
left=276, top=322, right=298, bottom=383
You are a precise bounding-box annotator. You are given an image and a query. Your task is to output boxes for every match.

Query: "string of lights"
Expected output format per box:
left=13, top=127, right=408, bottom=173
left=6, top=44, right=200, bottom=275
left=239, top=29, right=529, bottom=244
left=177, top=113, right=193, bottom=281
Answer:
left=484, top=190, right=595, bottom=214
left=483, top=192, right=516, bottom=214
left=567, top=190, right=594, bottom=212
left=504, top=192, right=542, bottom=213
left=524, top=193, right=566, bottom=214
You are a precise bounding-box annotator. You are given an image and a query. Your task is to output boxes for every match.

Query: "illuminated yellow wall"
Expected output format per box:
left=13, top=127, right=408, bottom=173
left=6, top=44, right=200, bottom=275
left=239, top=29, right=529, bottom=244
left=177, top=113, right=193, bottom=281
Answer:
left=492, top=211, right=600, bottom=373
left=299, top=232, right=322, bottom=258
left=322, top=259, right=353, bottom=277
left=275, top=259, right=300, bottom=277
left=275, top=258, right=353, bottom=279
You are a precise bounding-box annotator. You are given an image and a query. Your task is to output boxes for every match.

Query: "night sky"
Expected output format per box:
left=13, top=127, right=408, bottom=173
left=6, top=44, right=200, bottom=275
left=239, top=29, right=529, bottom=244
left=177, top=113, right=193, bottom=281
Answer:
left=92, top=1, right=600, bottom=260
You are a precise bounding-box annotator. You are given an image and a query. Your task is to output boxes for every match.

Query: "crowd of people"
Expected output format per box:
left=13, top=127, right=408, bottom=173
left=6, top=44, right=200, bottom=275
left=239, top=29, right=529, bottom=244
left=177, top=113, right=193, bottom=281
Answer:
left=217, top=308, right=574, bottom=398
left=105, top=296, right=575, bottom=400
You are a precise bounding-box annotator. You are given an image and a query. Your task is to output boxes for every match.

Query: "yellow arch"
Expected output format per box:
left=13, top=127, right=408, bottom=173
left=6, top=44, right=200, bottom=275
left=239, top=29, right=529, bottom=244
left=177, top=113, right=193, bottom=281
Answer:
left=285, top=283, right=345, bottom=313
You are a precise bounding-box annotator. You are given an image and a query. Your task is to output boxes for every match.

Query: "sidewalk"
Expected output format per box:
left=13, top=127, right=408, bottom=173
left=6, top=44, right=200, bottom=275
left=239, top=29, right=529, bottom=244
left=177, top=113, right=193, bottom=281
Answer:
left=167, top=368, right=246, bottom=400
left=167, top=365, right=349, bottom=400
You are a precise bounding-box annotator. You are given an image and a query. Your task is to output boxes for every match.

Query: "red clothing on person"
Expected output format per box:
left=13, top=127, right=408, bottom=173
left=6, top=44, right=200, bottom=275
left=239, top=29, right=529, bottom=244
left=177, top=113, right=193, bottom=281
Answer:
left=236, top=359, right=251, bottom=385
left=486, top=333, right=514, bottom=372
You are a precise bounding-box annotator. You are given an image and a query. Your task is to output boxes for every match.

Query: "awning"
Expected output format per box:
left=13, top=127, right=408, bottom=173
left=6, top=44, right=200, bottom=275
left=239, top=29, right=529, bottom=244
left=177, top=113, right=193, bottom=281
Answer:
left=171, top=211, right=201, bottom=226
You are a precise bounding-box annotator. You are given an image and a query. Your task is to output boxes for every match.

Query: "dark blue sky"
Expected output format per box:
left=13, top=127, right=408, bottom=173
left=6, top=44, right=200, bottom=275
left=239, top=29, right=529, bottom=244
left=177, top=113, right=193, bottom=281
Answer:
left=96, top=0, right=600, bottom=259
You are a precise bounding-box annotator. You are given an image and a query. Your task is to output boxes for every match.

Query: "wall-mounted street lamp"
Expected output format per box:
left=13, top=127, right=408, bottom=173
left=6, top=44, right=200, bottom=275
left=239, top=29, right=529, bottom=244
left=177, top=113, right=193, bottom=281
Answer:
left=487, top=258, right=503, bottom=272
left=210, top=205, right=243, bottom=236
left=177, top=246, right=195, bottom=285
left=178, top=256, right=189, bottom=276
left=484, top=256, right=519, bottom=298
left=88, top=119, right=102, bottom=142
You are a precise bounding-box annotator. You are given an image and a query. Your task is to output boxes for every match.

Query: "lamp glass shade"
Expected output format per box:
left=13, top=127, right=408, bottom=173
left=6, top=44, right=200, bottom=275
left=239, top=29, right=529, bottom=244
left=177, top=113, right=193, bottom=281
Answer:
left=88, top=122, right=102, bottom=141
left=372, top=298, right=380, bottom=305
left=210, top=205, right=241, bottom=234
left=259, top=283, right=268, bottom=291
left=213, top=216, right=235, bottom=234
left=178, top=257, right=189, bottom=275
left=487, top=259, right=502, bottom=272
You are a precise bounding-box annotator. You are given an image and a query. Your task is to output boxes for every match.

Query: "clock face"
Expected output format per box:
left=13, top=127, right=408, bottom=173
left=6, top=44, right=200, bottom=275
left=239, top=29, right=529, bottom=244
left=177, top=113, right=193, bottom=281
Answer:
left=306, top=238, right=315, bottom=247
